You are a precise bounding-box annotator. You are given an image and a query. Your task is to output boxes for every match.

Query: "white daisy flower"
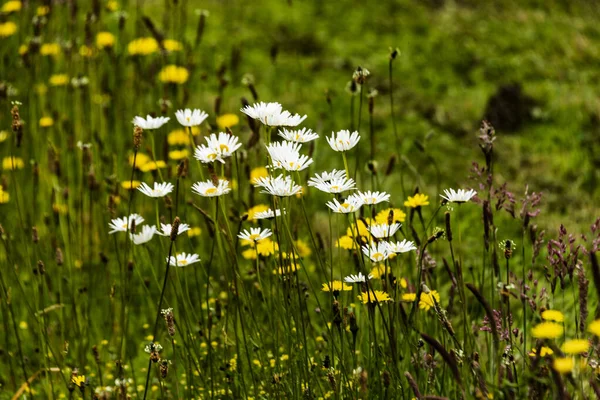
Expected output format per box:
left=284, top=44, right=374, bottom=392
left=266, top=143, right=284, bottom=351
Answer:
left=129, top=225, right=157, bottom=245
left=240, top=101, right=307, bottom=127
left=205, top=132, right=242, bottom=158
left=138, top=182, right=174, bottom=198
left=326, top=197, right=364, bottom=214
left=193, top=145, right=221, bottom=163
left=278, top=127, right=319, bottom=143
left=386, top=239, right=417, bottom=253
left=157, top=222, right=190, bottom=237
left=308, top=172, right=355, bottom=193
left=175, top=109, right=209, bottom=127
left=132, top=115, right=170, bottom=130
left=191, top=179, right=231, bottom=197
left=108, top=214, right=145, bottom=234
left=326, top=130, right=360, bottom=152
left=252, top=208, right=283, bottom=220
left=167, top=252, right=201, bottom=267
left=362, top=242, right=391, bottom=263
left=253, top=175, right=303, bottom=197
left=344, top=272, right=373, bottom=283
left=440, top=188, right=477, bottom=204
left=351, top=190, right=390, bottom=205
left=368, top=223, right=402, bottom=239
left=238, top=227, right=272, bottom=242
left=266, top=140, right=313, bottom=171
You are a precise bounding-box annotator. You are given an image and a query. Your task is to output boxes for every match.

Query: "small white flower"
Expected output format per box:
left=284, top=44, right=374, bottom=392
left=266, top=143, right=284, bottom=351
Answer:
left=327, top=130, right=360, bottom=152
left=191, top=179, right=231, bottom=197
left=157, top=222, right=190, bottom=237
left=386, top=239, right=417, bottom=253
left=130, top=225, right=157, bottom=245
left=238, top=227, right=272, bottom=242
left=240, top=101, right=307, bottom=127
left=138, top=182, right=174, bottom=198
left=193, top=145, right=221, bottom=163
left=278, top=127, right=319, bottom=143
left=132, top=115, right=170, bottom=130
left=266, top=140, right=313, bottom=171
left=368, top=223, right=401, bottom=239
left=352, top=190, right=390, bottom=205
left=108, top=214, right=145, bottom=234
left=253, top=175, right=303, bottom=197
left=326, top=197, right=364, bottom=214
left=167, top=252, right=201, bottom=267
left=308, top=171, right=355, bottom=193
left=252, top=208, right=283, bottom=220
left=175, top=109, right=209, bottom=127
left=76, top=141, right=92, bottom=149
left=344, top=272, right=373, bottom=283
left=205, top=132, right=242, bottom=158
left=440, top=188, right=477, bottom=203
left=362, top=242, right=391, bottom=263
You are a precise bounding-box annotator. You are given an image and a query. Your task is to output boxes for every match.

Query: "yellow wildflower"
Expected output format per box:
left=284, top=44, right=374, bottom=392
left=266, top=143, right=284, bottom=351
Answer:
left=531, top=322, right=562, bottom=339
left=528, top=347, right=553, bottom=357
left=216, top=114, right=240, bottom=130
left=49, top=74, right=69, bottom=86
left=167, top=129, right=190, bottom=146
left=71, top=375, right=86, bottom=388
left=1, top=1, right=21, bottom=13
left=336, top=235, right=354, bottom=250
left=295, top=240, right=311, bottom=257
left=163, top=39, right=183, bottom=52
left=121, top=180, right=141, bottom=190
left=39, top=117, right=54, bottom=127
left=0, top=186, right=9, bottom=204
left=79, top=45, right=94, bottom=57
left=419, top=290, right=440, bottom=311
left=321, top=281, right=352, bottom=292
left=158, top=65, right=189, bottom=84
left=552, top=357, right=574, bottom=374
left=19, top=321, right=28, bottom=329
left=0, top=21, right=18, bottom=38
left=187, top=227, right=202, bottom=237
left=139, top=160, right=167, bottom=172
left=0, top=130, right=8, bottom=142
left=169, top=149, right=189, bottom=160
left=541, top=310, right=564, bottom=322
left=128, top=37, right=158, bottom=55
left=273, top=263, right=301, bottom=275
left=257, top=239, right=278, bottom=256
left=369, top=264, right=385, bottom=279
left=3, top=156, right=24, bottom=170
left=401, top=293, right=416, bottom=302
left=346, top=218, right=372, bottom=239
left=250, top=167, right=269, bottom=184
left=399, top=278, right=408, bottom=288
left=130, top=153, right=151, bottom=167
left=375, top=208, right=406, bottom=224
left=588, top=319, right=600, bottom=337
left=357, top=290, right=392, bottom=304
left=404, top=193, right=430, bottom=208
left=18, top=44, right=27, bottom=54
left=37, top=5, right=49, bottom=15
left=40, top=43, right=61, bottom=56
left=106, top=1, right=119, bottom=11
left=96, top=32, right=115, bottom=48
left=562, top=339, right=589, bottom=354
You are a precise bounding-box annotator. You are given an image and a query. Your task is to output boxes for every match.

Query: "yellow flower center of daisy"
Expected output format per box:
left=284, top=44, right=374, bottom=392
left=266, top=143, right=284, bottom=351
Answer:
left=331, top=185, right=340, bottom=191
left=206, top=188, right=217, bottom=195
left=372, top=252, right=384, bottom=261
left=208, top=153, right=217, bottom=160
left=178, top=259, right=188, bottom=266
left=186, top=117, right=191, bottom=122
left=341, top=203, right=350, bottom=209
left=249, top=233, right=260, bottom=241
left=219, top=144, right=229, bottom=152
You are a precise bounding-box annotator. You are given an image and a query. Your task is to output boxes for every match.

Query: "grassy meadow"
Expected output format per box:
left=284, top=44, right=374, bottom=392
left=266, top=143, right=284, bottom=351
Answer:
left=1, top=0, right=600, bottom=398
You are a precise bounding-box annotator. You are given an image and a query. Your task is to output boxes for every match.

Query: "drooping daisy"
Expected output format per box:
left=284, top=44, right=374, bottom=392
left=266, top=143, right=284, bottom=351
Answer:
left=138, top=182, right=174, bottom=198
left=204, top=132, right=242, bottom=160
left=361, top=242, right=391, bottom=263
left=386, top=239, right=417, bottom=253
left=327, top=130, right=360, bottom=152
left=252, top=208, right=283, bottom=220
left=238, top=227, right=272, bottom=242
left=167, top=252, right=201, bottom=267
left=157, top=222, right=190, bottom=237
left=132, top=115, right=170, bottom=130
left=175, top=109, right=209, bottom=127
left=240, top=101, right=307, bottom=127
left=326, top=197, right=364, bottom=214
left=253, top=175, right=303, bottom=197
left=130, top=225, right=157, bottom=245
left=440, top=188, right=477, bottom=204
left=191, top=179, right=231, bottom=197
left=108, top=214, right=145, bottom=234
left=278, top=127, right=319, bottom=143
left=368, top=223, right=401, bottom=239
left=344, top=272, right=373, bottom=283
left=308, top=171, right=355, bottom=194
left=266, top=140, right=313, bottom=171
left=352, top=190, right=390, bottom=205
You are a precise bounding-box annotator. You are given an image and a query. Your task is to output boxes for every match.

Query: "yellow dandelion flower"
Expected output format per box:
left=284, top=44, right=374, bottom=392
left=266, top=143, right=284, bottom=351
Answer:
left=247, top=204, right=270, bottom=221
left=169, top=149, right=189, bottom=160
left=130, top=153, right=151, bottom=168
left=216, top=114, right=240, bottom=130
left=295, top=239, right=311, bottom=257
left=242, top=248, right=258, bottom=260
left=39, top=117, right=54, bottom=127
left=273, top=263, right=301, bottom=275
left=128, top=37, right=158, bottom=55
left=3, top=156, right=24, bottom=170
left=187, top=227, right=201, bottom=237
left=0, top=21, right=18, bottom=38
left=96, top=31, right=115, bottom=49
left=79, top=45, right=94, bottom=57
left=531, top=322, right=562, bottom=339
left=404, top=193, right=430, bottom=208
left=321, top=281, right=352, bottom=292
left=106, top=0, right=119, bottom=11
left=588, top=319, right=600, bottom=337
left=37, top=5, right=49, bottom=15
left=0, top=130, right=8, bottom=142
left=18, top=44, right=27, bottom=54
left=399, top=278, right=408, bottom=288
left=541, top=310, right=564, bottom=322
left=40, top=43, right=61, bottom=56
left=375, top=208, right=406, bottom=224
left=562, top=339, right=589, bottom=354
left=19, top=320, right=28, bottom=329
left=553, top=357, right=574, bottom=374
left=257, top=239, right=278, bottom=256
left=0, top=186, right=10, bottom=204
left=419, top=290, right=441, bottom=311
left=139, top=160, right=167, bottom=172
left=370, top=264, right=385, bottom=279
left=357, top=290, right=392, bottom=304
left=167, top=129, right=190, bottom=146
left=49, top=74, right=69, bottom=86
left=163, top=39, right=183, bottom=52
left=72, top=375, right=86, bottom=387
left=1, top=1, right=21, bottom=13
left=158, top=65, right=189, bottom=85
left=346, top=218, right=372, bottom=238
left=402, top=293, right=417, bottom=302
left=250, top=167, right=269, bottom=184
left=336, top=235, right=354, bottom=250
left=121, top=180, right=141, bottom=190
left=528, top=346, right=553, bottom=357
